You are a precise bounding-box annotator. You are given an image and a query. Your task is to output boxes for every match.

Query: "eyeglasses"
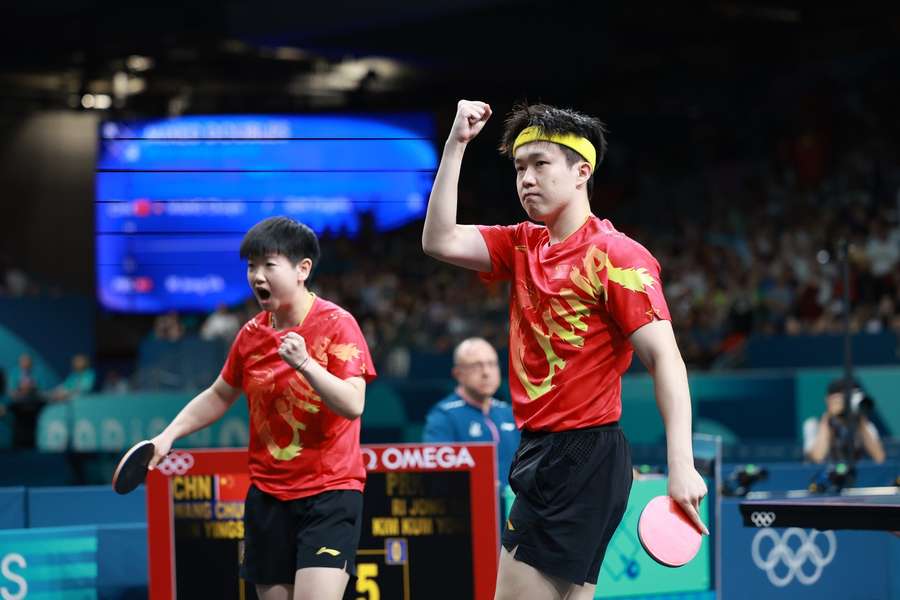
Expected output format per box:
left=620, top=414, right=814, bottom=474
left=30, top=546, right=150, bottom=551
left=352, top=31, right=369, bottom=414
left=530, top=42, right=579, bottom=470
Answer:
left=455, top=360, right=499, bottom=371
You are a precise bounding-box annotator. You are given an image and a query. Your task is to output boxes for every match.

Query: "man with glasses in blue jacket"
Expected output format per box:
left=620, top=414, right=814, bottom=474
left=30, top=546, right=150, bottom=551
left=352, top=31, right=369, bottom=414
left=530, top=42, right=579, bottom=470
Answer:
left=423, top=337, right=519, bottom=522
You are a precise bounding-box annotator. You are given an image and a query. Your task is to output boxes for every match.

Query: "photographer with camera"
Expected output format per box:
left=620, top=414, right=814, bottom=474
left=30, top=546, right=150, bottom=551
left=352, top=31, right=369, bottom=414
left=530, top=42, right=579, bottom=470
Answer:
left=803, top=378, right=885, bottom=464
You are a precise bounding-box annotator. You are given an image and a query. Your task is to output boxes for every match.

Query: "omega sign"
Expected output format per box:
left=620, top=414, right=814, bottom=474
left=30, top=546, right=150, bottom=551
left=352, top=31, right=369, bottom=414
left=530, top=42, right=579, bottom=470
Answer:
left=362, top=446, right=477, bottom=471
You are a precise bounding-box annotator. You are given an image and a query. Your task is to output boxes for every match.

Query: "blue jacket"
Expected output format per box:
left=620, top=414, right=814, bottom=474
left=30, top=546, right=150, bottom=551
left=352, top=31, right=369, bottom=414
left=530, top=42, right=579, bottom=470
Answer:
left=423, top=392, right=519, bottom=487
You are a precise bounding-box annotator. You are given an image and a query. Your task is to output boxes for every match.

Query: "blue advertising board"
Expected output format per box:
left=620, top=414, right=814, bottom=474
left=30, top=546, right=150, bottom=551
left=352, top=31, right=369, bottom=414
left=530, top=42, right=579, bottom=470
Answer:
left=96, top=114, right=437, bottom=312
left=720, top=499, right=898, bottom=599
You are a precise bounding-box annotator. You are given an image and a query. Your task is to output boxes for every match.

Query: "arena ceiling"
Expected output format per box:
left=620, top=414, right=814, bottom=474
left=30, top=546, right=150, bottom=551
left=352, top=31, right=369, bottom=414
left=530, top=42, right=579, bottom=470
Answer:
left=0, top=1, right=897, bottom=113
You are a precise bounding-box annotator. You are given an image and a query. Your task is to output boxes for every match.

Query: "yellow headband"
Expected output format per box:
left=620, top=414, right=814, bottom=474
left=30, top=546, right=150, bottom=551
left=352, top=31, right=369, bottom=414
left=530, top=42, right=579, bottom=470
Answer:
left=512, top=126, right=596, bottom=170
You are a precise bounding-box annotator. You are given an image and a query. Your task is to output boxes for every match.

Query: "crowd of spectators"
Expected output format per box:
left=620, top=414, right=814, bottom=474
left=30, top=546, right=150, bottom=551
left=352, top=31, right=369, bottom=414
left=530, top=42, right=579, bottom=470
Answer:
left=312, top=79, right=900, bottom=371
left=2, top=73, right=898, bottom=384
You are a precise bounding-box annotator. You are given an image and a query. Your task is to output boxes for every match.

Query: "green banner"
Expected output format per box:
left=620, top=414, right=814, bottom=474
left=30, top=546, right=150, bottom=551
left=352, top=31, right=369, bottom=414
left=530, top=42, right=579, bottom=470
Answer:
left=36, top=392, right=249, bottom=452
left=597, top=477, right=711, bottom=597
left=503, top=477, right=711, bottom=599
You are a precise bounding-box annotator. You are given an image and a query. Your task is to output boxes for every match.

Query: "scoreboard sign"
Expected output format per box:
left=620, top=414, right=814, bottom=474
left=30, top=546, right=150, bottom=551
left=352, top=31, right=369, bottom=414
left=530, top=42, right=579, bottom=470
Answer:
left=147, top=444, right=499, bottom=600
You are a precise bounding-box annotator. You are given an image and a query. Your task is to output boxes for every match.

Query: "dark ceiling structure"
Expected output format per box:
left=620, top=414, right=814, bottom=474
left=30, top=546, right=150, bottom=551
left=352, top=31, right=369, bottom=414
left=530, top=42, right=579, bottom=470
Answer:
left=0, top=1, right=898, bottom=115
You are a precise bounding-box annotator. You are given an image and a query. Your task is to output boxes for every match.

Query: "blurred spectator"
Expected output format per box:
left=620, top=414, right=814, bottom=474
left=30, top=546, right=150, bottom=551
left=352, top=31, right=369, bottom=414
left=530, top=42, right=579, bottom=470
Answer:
left=861, top=217, right=900, bottom=302
left=200, top=303, right=242, bottom=342
left=49, top=353, right=96, bottom=402
left=8, top=353, right=45, bottom=448
left=9, top=353, right=42, bottom=404
left=101, top=369, right=132, bottom=394
left=153, top=311, right=185, bottom=342
left=382, top=345, right=411, bottom=378
left=4, top=266, right=29, bottom=296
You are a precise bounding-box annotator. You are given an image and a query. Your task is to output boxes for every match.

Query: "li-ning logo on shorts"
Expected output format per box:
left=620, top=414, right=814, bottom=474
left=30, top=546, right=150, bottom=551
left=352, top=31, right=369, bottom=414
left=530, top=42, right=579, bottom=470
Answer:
left=157, top=451, right=195, bottom=476
left=750, top=511, right=776, bottom=527
left=751, top=528, right=837, bottom=587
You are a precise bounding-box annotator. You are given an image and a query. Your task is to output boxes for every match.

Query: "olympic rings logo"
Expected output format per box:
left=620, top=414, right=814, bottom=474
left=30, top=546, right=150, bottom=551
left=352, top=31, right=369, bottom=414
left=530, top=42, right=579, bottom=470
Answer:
left=751, top=528, right=837, bottom=587
left=156, top=451, right=195, bottom=476
left=751, top=511, right=776, bottom=527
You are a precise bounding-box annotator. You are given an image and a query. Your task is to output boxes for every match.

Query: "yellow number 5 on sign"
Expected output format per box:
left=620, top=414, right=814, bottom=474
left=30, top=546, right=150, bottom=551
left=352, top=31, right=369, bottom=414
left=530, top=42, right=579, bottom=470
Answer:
left=356, top=563, right=379, bottom=600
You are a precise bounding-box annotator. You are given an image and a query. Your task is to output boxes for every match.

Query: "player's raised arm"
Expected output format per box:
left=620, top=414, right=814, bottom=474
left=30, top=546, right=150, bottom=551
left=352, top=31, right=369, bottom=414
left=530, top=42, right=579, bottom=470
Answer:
left=422, top=99, right=493, bottom=272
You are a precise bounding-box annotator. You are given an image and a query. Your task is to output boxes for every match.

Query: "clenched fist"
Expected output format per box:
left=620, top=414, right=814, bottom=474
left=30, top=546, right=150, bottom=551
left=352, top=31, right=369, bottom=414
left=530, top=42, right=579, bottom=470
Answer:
left=279, top=332, right=311, bottom=371
left=449, top=100, right=492, bottom=145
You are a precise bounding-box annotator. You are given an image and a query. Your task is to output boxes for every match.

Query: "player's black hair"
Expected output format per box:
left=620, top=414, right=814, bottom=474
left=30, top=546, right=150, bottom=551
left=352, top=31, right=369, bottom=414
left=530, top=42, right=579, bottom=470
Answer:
left=499, top=102, right=608, bottom=198
left=239, top=216, right=320, bottom=272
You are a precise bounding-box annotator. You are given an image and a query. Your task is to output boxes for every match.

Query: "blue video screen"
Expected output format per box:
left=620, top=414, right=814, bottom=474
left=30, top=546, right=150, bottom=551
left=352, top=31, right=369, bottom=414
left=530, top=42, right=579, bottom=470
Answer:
left=96, top=114, right=437, bottom=312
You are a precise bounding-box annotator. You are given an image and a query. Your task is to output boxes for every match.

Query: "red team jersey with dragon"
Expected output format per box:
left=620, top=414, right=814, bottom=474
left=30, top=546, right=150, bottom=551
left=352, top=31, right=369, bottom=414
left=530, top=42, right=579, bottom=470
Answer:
left=221, top=297, right=376, bottom=500
left=478, top=216, right=671, bottom=432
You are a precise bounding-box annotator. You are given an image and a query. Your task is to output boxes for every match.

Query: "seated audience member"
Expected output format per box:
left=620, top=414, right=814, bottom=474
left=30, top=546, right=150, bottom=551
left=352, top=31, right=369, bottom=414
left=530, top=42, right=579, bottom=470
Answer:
left=49, top=353, right=96, bottom=402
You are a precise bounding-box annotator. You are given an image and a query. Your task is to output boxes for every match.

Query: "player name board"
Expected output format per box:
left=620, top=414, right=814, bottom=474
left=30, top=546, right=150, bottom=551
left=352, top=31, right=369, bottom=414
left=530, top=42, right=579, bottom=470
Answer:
left=147, top=444, right=499, bottom=600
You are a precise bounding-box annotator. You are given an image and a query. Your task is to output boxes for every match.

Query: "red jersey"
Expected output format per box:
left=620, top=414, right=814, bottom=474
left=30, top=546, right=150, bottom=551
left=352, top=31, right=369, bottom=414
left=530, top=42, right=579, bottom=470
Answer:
left=478, top=216, right=670, bottom=432
left=221, top=296, right=376, bottom=500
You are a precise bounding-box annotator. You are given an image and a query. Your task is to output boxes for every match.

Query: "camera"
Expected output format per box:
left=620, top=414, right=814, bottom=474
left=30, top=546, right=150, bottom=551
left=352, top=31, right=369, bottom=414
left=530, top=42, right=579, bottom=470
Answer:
left=722, top=463, right=768, bottom=497
left=827, top=378, right=875, bottom=418
left=809, top=461, right=856, bottom=493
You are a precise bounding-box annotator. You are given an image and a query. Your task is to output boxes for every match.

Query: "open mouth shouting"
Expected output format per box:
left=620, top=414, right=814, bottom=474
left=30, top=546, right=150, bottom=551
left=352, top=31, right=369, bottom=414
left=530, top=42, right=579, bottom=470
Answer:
left=255, top=287, right=272, bottom=303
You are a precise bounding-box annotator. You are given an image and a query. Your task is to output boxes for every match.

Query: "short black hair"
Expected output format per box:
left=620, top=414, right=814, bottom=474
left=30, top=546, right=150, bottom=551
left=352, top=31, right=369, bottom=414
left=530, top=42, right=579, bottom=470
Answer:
left=499, top=102, right=608, bottom=199
left=827, top=377, right=862, bottom=396
left=239, top=216, right=320, bottom=270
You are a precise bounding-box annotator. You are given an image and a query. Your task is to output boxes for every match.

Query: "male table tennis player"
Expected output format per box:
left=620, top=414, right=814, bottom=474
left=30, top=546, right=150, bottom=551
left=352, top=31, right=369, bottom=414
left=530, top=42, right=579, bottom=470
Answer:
left=422, top=100, right=707, bottom=599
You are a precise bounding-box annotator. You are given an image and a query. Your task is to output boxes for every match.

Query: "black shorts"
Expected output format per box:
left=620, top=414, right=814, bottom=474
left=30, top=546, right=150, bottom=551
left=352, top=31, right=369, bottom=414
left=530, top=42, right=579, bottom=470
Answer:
left=240, top=485, right=363, bottom=585
left=502, top=423, right=633, bottom=586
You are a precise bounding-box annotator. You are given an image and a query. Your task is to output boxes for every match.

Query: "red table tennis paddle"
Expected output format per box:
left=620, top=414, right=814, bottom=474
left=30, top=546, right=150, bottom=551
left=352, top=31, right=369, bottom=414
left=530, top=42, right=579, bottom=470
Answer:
left=638, top=495, right=703, bottom=567
left=112, top=440, right=155, bottom=495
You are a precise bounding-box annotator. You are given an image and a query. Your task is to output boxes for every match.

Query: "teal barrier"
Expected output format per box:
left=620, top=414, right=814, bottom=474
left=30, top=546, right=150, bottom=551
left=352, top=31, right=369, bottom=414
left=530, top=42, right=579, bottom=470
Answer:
left=36, top=392, right=249, bottom=452
left=0, top=523, right=147, bottom=599
left=620, top=371, right=794, bottom=445
left=0, top=525, right=100, bottom=599
left=538, top=367, right=897, bottom=446
left=618, top=375, right=663, bottom=444
left=795, top=366, right=900, bottom=438
left=32, top=367, right=900, bottom=454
